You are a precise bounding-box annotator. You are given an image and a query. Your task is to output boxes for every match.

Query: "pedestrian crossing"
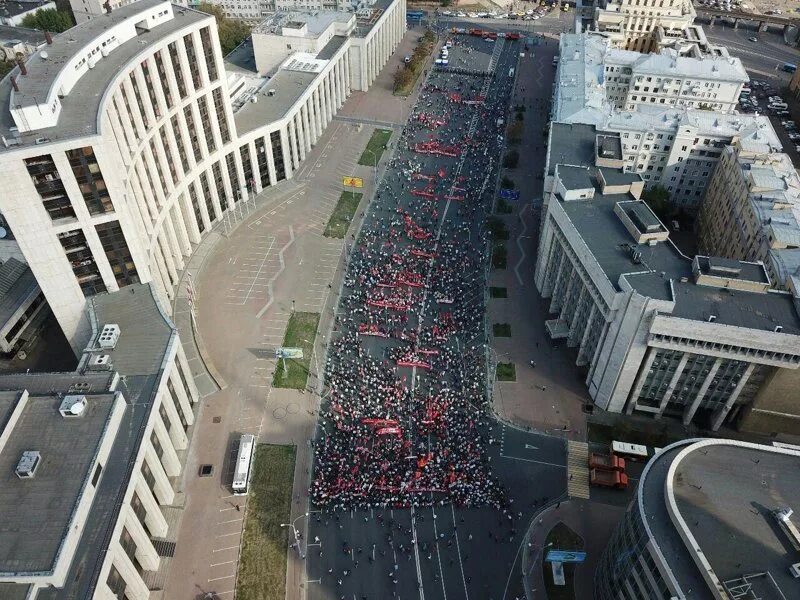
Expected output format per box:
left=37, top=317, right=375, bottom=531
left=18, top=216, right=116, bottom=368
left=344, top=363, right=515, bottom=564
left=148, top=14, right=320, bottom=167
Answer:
left=566, top=440, right=590, bottom=499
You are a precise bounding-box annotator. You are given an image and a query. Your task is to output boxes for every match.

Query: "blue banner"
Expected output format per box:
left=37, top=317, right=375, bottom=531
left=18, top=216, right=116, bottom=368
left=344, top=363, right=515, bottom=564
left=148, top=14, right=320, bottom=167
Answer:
left=545, top=550, right=587, bottom=563
left=499, top=189, right=520, bottom=200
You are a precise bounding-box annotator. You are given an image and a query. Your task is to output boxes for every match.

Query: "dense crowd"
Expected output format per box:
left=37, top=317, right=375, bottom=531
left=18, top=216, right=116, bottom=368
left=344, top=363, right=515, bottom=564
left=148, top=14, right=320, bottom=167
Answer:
left=311, top=36, right=518, bottom=511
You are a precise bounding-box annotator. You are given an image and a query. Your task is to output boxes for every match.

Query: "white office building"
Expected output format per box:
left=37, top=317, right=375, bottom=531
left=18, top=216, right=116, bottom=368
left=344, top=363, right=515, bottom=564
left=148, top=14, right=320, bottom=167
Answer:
left=536, top=122, right=800, bottom=433
left=0, top=282, right=201, bottom=600
left=699, top=140, right=800, bottom=294
left=0, top=0, right=404, bottom=352
left=591, top=0, right=697, bottom=52
left=551, top=33, right=775, bottom=209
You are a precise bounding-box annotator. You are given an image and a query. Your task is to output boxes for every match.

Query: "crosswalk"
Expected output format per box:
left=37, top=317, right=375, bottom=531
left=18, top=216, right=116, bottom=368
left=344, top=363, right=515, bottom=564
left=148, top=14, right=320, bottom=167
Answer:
left=566, top=440, right=590, bottom=499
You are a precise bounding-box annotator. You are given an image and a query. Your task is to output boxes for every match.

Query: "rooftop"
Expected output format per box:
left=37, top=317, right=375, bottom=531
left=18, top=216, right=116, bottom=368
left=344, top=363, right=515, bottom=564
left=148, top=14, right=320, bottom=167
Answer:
left=0, top=24, right=46, bottom=46
left=0, top=282, right=176, bottom=597
left=253, top=9, right=353, bottom=38
left=0, top=390, right=121, bottom=576
left=0, top=0, right=211, bottom=150
left=0, top=0, right=52, bottom=20
left=641, top=439, right=800, bottom=600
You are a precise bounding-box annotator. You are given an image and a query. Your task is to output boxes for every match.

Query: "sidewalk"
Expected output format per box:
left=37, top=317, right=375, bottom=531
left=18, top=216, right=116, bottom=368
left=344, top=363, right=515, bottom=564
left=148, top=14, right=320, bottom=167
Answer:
left=488, top=35, right=590, bottom=441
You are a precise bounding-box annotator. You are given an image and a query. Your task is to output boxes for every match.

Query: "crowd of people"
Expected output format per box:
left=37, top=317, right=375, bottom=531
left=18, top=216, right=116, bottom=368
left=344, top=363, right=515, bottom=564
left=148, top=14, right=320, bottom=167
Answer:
left=310, top=34, right=519, bottom=511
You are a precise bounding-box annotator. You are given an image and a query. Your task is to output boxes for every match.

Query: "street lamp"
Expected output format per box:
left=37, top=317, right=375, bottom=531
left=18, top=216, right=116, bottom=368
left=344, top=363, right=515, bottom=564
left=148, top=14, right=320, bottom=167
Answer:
left=361, top=147, right=380, bottom=186
left=280, top=512, right=309, bottom=558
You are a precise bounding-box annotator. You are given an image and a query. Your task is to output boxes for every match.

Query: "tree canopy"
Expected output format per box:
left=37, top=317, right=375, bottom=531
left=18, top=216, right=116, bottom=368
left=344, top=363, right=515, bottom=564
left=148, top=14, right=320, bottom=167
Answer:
left=20, top=8, right=73, bottom=33
left=642, top=185, right=671, bottom=218
left=197, top=4, right=251, bottom=56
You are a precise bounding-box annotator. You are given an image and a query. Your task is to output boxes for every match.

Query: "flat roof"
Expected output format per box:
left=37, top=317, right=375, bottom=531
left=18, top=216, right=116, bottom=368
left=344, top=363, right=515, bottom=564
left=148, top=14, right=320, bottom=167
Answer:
left=0, top=24, right=46, bottom=46
left=548, top=123, right=600, bottom=177
left=642, top=440, right=800, bottom=599
left=0, top=0, right=52, bottom=19
left=0, top=390, right=120, bottom=575
left=232, top=68, right=317, bottom=134
left=0, top=282, right=176, bottom=598
left=253, top=9, right=353, bottom=38
left=0, top=1, right=212, bottom=150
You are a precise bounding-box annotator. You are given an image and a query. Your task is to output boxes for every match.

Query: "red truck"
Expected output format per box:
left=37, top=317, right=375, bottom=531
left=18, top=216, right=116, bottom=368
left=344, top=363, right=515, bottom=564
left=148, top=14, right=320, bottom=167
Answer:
left=588, top=453, right=626, bottom=472
left=590, top=469, right=629, bottom=489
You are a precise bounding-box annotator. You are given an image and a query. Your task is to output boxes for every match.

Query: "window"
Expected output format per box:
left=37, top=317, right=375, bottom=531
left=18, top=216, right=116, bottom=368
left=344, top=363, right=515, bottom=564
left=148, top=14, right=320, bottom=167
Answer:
left=58, top=229, right=106, bottom=297
left=95, top=220, right=139, bottom=287
left=199, top=27, right=218, bottom=82
left=270, top=131, right=285, bottom=181
left=91, top=463, right=103, bottom=486
left=212, top=88, right=230, bottom=144
left=168, top=41, right=187, bottom=99
left=183, top=33, right=202, bottom=90
left=24, top=154, right=76, bottom=220
left=67, top=147, right=115, bottom=215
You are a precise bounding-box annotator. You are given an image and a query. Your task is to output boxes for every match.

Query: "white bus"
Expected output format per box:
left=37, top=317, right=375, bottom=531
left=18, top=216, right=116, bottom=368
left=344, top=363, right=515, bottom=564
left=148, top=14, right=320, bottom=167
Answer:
left=232, top=434, right=256, bottom=495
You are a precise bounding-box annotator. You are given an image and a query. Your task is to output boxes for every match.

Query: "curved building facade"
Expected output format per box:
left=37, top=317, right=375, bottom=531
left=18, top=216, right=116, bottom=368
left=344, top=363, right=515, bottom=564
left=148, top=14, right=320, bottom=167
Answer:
left=0, top=0, right=405, bottom=350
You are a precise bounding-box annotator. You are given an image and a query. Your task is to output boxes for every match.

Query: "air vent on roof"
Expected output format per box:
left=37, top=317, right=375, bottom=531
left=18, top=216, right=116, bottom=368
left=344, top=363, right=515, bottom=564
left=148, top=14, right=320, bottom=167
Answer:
left=775, top=325, right=783, bottom=333
left=15, top=451, right=41, bottom=478
left=88, top=354, right=112, bottom=371
left=59, top=394, right=87, bottom=417
left=708, top=315, right=717, bottom=322
left=790, top=563, right=800, bottom=578
left=98, top=324, right=120, bottom=349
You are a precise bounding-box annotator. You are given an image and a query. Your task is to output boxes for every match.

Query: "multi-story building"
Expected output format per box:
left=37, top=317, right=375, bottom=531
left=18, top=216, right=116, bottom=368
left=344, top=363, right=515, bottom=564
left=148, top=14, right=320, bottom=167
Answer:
left=0, top=24, right=46, bottom=61
left=0, top=0, right=404, bottom=352
left=551, top=33, right=774, bottom=209
left=0, top=0, right=56, bottom=26
left=595, top=438, right=800, bottom=600
left=70, top=0, right=150, bottom=24
left=0, top=281, right=201, bottom=600
left=181, top=0, right=377, bottom=24
left=536, top=122, right=800, bottom=433
left=591, top=0, right=697, bottom=52
left=699, top=141, right=800, bottom=294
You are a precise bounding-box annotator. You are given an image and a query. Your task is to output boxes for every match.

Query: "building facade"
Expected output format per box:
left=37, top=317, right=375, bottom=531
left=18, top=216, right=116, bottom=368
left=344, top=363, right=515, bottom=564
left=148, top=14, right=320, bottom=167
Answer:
left=536, top=123, right=800, bottom=433
left=0, top=0, right=404, bottom=352
left=591, top=0, right=697, bottom=52
left=551, top=33, right=773, bottom=210
left=0, top=282, right=201, bottom=600
left=698, top=140, right=800, bottom=294
left=595, top=439, right=800, bottom=600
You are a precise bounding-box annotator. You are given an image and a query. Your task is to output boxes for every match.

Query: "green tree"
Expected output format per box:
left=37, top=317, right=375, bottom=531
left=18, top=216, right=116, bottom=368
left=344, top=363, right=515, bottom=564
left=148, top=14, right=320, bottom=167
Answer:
left=20, top=8, right=73, bottom=33
left=0, top=61, right=13, bottom=79
left=197, top=4, right=252, bottom=56
left=642, top=185, right=671, bottom=218
left=394, top=67, right=414, bottom=92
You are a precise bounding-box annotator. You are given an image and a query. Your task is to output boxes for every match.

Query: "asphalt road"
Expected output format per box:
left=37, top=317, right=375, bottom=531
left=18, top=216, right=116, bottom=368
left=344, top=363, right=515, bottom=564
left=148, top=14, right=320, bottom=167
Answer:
left=304, top=29, right=568, bottom=600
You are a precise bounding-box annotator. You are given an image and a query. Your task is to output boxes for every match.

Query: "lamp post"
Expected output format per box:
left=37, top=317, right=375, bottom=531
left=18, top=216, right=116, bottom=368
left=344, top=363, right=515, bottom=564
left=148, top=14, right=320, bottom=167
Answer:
left=280, top=512, right=309, bottom=558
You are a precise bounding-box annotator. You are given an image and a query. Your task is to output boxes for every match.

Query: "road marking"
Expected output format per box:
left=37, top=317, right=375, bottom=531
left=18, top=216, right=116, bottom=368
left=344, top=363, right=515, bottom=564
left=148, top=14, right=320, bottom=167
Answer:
left=431, top=504, right=448, bottom=600
left=450, top=503, right=470, bottom=600
left=524, top=444, right=539, bottom=450
left=499, top=454, right=566, bottom=468
left=208, top=575, right=235, bottom=583
left=216, top=531, right=243, bottom=538
left=213, top=545, right=241, bottom=552
left=410, top=506, right=426, bottom=600
left=210, top=560, right=237, bottom=567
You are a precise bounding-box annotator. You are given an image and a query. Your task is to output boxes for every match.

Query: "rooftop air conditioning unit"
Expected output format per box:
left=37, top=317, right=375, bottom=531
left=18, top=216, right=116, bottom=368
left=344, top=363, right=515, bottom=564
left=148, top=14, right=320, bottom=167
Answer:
left=790, top=563, right=800, bottom=578
left=88, top=354, right=112, bottom=371
left=59, top=394, right=87, bottom=417
left=15, top=450, right=41, bottom=478
left=98, top=324, right=120, bottom=349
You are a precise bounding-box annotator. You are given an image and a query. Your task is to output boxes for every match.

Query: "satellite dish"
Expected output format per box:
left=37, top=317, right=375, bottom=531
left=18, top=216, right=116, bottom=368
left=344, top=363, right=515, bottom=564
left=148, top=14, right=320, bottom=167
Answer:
left=70, top=400, right=85, bottom=416
left=40, top=51, right=48, bottom=60
left=0, top=227, right=7, bottom=239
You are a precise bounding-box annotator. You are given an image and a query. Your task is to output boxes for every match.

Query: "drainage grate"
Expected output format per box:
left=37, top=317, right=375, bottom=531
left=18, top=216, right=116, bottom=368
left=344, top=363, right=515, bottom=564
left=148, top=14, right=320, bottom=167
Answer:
left=213, top=416, right=222, bottom=423
left=151, top=539, right=176, bottom=557
left=199, top=464, right=214, bottom=477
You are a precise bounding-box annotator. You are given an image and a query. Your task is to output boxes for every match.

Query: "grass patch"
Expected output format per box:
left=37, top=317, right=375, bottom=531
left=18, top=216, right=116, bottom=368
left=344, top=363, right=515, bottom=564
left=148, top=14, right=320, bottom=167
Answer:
left=543, top=522, right=585, bottom=600
left=273, top=312, right=320, bottom=389
left=487, top=216, right=510, bottom=242
left=490, top=286, right=508, bottom=298
left=237, top=444, right=297, bottom=600
left=492, top=245, right=508, bottom=269
left=496, top=197, right=514, bottom=214
left=359, top=128, right=392, bottom=166
left=323, top=191, right=363, bottom=238
left=493, top=323, right=512, bottom=337
left=496, top=362, right=516, bottom=381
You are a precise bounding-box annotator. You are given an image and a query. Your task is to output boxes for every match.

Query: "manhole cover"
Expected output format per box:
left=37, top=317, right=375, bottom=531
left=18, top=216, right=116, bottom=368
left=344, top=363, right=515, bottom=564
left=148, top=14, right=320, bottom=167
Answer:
left=199, top=464, right=214, bottom=477
left=213, top=416, right=222, bottom=423
left=582, top=404, right=594, bottom=415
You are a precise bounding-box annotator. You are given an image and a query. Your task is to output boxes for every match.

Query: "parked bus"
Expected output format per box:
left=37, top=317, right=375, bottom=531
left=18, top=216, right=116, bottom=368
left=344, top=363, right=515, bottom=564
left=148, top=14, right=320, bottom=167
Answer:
left=611, top=440, right=648, bottom=459
left=232, top=434, right=256, bottom=495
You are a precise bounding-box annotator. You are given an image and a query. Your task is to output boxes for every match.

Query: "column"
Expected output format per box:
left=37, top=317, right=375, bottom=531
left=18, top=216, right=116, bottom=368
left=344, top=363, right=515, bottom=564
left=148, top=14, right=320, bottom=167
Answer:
left=160, top=388, right=189, bottom=450
left=169, top=369, right=196, bottom=428
left=655, top=353, right=690, bottom=418
left=170, top=204, right=192, bottom=255
left=135, top=476, right=169, bottom=538
left=294, top=113, right=306, bottom=161
left=109, top=549, right=150, bottom=600
left=280, top=127, right=293, bottom=179
left=626, top=347, right=657, bottom=414
left=175, top=344, right=201, bottom=403
left=683, top=358, right=722, bottom=426
left=577, top=305, right=598, bottom=366
left=313, top=89, right=324, bottom=137
left=301, top=103, right=313, bottom=149
left=144, top=445, right=175, bottom=505
left=125, top=509, right=160, bottom=571
left=153, top=415, right=181, bottom=477
left=710, top=363, right=755, bottom=431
